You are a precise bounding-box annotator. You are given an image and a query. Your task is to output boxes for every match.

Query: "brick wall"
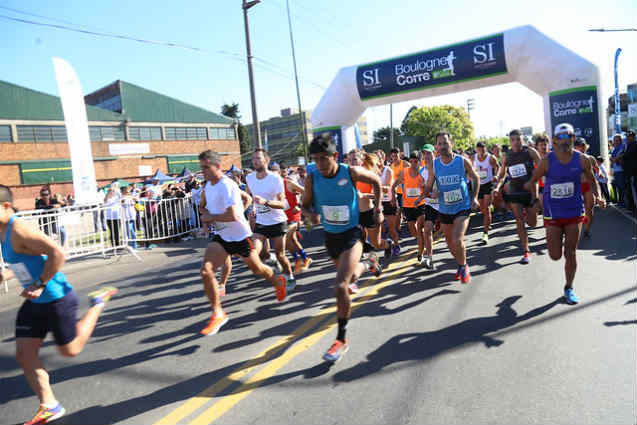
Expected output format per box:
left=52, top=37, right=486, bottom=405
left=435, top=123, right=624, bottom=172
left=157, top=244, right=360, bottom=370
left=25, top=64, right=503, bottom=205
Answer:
left=1, top=138, right=241, bottom=210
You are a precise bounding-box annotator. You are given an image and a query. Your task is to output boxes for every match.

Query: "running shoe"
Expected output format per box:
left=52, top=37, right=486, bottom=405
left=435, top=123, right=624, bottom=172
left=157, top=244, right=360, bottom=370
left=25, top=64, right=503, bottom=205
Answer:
left=275, top=275, right=288, bottom=302
left=564, top=288, right=579, bottom=305
left=384, top=241, right=393, bottom=261
left=417, top=255, right=422, bottom=264
left=323, top=339, right=349, bottom=363
left=88, top=287, right=118, bottom=306
left=299, top=257, right=312, bottom=272
left=423, top=256, right=434, bottom=270
left=348, top=283, right=359, bottom=295
left=294, top=258, right=303, bottom=275
left=218, top=285, right=226, bottom=298
left=481, top=232, right=489, bottom=244
left=460, top=265, right=471, bottom=284
left=521, top=251, right=531, bottom=264
left=286, top=276, right=297, bottom=293
left=24, top=403, right=66, bottom=425
left=366, top=254, right=383, bottom=277
left=392, top=243, right=401, bottom=257
left=200, top=311, right=228, bottom=336
left=454, top=265, right=462, bottom=281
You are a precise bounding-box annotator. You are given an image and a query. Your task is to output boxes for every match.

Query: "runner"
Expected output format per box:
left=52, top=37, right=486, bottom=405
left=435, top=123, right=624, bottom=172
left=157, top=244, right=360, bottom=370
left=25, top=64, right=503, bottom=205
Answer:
left=574, top=138, right=598, bottom=238
left=246, top=150, right=296, bottom=287
left=0, top=184, right=117, bottom=425
left=423, top=132, right=480, bottom=283
left=493, top=129, right=541, bottom=264
left=198, top=150, right=288, bottom=336
left=524, top=123, right=605, bottom=304
left=390, top=148, right=408, bottom=236
left=535, top=134, right=550, bottom=213
left=349, top=150, right=394, bottom=270
left=280, top=164, right=312, bottom=274
left=376, top=150, right=401, bottom=256
left=301, top=135, right=383, bottom=363
left=415, top=144, right=440, bottom=269
left=490, top=144, right=507, bottom=221
left=391, top=151, right=427, bottom=265
left=472, top=141, right=499, bottom=244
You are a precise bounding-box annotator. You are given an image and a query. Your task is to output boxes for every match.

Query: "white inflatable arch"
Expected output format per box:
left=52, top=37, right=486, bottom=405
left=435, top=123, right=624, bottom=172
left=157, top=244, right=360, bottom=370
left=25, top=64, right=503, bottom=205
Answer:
left=311, top=25, right=607, bottom=158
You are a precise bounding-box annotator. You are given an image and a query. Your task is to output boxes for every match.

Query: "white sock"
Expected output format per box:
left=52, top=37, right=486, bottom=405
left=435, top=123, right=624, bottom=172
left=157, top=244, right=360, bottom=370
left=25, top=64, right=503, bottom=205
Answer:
left=287, top=273, right=294, bottom=281
left=42, top=400, right=58, bottom=408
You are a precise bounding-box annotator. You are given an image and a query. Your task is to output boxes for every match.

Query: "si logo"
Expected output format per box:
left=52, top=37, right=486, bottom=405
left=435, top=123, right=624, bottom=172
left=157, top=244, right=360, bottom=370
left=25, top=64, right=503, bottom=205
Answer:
left=338, top=178, right=348, bottom=186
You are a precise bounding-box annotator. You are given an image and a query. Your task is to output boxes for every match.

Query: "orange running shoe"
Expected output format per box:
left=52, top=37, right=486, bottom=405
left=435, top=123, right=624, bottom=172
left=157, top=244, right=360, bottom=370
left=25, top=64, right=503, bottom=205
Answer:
left=323, top=339, right=349, bottom=363
left=275, top=275, right=287, bottom=302
left=88, top=286, right=118, bottom=306
left=293, top=258, right=303, bottom=275
left=460, top=265, right=471, bottom=284
left=200, top=311, right=228, bottom=336
left=24, top=403, right=66, bottom=424
left=299, top=257, right=312, bottom=272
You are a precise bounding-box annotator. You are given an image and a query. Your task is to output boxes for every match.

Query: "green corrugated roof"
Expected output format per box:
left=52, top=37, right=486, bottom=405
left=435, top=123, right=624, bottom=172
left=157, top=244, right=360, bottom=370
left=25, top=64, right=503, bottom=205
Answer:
left=117, top=80, right=233, bottom=124
left=0, top=80, right=125, bottom=122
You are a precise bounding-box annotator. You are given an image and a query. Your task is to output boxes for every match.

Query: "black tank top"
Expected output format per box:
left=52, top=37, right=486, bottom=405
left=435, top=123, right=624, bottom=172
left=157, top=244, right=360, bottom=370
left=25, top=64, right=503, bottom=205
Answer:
left=506, top=147, right=534, bottom=191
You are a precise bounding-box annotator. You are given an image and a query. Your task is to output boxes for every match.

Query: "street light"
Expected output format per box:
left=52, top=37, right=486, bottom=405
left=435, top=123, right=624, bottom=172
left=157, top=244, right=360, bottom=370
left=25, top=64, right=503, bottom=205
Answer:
left=243, top=0, right=262, bottom=149
left=588, top=28, right=636, bottom=32
left=467, top=98, right=475, bottom=120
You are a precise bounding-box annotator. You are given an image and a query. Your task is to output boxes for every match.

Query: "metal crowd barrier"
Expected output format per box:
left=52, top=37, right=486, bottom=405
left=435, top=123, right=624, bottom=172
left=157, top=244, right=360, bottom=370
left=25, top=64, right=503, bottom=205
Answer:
left=1, top=194, right=205, bottom=293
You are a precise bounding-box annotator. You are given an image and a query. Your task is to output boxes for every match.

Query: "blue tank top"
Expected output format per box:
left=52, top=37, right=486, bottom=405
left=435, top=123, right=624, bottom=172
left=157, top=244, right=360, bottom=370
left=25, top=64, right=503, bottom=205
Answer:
left=434, top=155, right=471, bottom=215
left=543, top=151, right=584, bottom=220
left=1, top=216, right=72, bottom=303
left=312, top=163, right=359, bottom=234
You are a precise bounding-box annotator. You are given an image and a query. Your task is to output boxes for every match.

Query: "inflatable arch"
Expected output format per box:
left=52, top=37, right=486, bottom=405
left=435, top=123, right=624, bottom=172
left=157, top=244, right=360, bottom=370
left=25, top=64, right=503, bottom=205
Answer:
left=311, top=25, right=607, bottom=158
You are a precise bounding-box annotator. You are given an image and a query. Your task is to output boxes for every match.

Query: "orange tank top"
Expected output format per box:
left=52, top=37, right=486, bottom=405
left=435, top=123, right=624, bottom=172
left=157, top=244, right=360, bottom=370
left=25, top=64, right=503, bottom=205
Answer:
left=391, top=161, right=405, bottom=194
left=402, top=168, right=424, bottom=208
left=356, top=181, right=373, bottom=194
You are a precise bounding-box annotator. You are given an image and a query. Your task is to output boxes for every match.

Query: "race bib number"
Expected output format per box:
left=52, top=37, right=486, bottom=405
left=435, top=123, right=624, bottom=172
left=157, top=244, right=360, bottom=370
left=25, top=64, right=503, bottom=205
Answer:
left=509, top=163, right=527, bottom=179
left=256, top=204, right=271, bottom=214
left=322, top=205, right=350, bottom=226
left=405, top=187, right=420, bottom=198
left=443, top=189, right=463, bottom=204
left=550, top=182, right=574, bottom=199
left=478, top=170, right=488, bottom=179
left=8, top=263, right=33, bottom=286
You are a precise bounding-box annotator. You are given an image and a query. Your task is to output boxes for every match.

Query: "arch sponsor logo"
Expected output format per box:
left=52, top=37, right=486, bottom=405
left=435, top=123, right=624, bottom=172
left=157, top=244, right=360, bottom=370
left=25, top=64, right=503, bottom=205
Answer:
left=552, top=96, right=595, bottom=117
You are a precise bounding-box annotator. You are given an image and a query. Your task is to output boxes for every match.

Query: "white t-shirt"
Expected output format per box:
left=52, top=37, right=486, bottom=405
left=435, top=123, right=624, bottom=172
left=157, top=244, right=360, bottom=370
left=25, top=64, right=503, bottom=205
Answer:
left=120, top=196, right=137, bottom=221
left=419, top=166, right=440, bottom=211
left=246, top=171, right=288, bottom=226
left=104, top=194, right=121, bottom=220
left=204, top=176, right=252, bottom=242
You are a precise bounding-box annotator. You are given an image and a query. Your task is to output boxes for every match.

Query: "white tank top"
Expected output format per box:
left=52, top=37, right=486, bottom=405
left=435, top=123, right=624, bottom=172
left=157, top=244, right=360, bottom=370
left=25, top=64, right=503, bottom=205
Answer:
left=418, top=166, right=440, bottom=211
left=473, top=154, right=494, bottom=185
left=380, top=166, right=392, bottom=202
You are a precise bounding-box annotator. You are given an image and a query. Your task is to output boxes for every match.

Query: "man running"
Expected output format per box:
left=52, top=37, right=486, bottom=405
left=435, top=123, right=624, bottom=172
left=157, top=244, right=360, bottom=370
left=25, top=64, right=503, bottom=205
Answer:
left=377, top=150, right=401, bottom=256
left=280, top=164, right=312, bottom=274
left=423, top=132, right=480, bottom=283
left=493, top=129, right=541, bottom=264
left=524, top=123, right=605, bottom=304
left=198, top=150, right=288, bottom=336
left=301, top=135, right=383, bottom=363
left=473, top=141, right=499, bottom=244
left=535, top=135, right=550, bottom=213
left=391, top=151, right=427, bottom=265
left=390, top=148, right=408, bottom=236
left=0, top=185, right=117, bottom=425
left=415, top=144, right=440, bottom=269
left=246, top=150, right=296, bottom=287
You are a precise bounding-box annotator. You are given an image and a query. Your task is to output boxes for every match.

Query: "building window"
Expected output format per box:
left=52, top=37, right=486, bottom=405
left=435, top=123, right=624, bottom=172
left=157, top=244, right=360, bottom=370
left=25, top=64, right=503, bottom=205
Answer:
left=129, top=126, right=162, bottom=141
left=165, top=127, right=207, bottom=141
left=0, top=125, right=11, bottom=142
left=209, top=127, right=235, bottom=140
left=89, top=126, right=125, bottom=141
left=16, top=125, right=68, bottom=142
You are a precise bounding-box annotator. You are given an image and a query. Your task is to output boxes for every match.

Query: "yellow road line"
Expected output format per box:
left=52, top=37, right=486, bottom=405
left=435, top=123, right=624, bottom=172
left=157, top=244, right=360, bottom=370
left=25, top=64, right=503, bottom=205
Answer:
left=154, top=255, right=415, bottom=425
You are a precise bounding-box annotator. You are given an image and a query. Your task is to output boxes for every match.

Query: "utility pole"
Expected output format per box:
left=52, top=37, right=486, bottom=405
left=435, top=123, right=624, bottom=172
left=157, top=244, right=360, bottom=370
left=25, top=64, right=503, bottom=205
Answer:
left=467, top=98, right=475, bottom=120
left=614, top=48, right=622, bottom=134
left=285, top=0, right=308, bottom=163
left=243, top=0, right=262, bottom=149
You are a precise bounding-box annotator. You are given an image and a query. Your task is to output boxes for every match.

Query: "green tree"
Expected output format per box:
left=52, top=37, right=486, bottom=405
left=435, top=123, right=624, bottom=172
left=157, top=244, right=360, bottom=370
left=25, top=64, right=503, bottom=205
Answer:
left=477, top=135, right=509, bottom=149
left=372, top=126, right=402, bottom=144
left=221, top=103, right=250, bottom=156
left=402, top=105, right=474, bottom=151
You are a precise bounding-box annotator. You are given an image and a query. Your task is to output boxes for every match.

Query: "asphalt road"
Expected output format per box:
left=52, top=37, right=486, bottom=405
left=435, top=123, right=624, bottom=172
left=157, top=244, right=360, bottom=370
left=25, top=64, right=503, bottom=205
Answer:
left=0, top=207, right=635, bottom=425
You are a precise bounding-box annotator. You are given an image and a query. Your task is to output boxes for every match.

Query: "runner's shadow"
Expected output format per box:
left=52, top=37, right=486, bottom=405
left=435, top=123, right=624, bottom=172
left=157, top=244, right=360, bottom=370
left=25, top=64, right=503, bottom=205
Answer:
left=332, top=295, right=560, bottom=383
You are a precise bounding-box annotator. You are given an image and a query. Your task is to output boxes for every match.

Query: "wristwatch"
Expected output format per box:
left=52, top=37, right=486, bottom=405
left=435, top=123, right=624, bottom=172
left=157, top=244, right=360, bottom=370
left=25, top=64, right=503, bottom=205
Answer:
left=34, top=278, right=46, bottom=288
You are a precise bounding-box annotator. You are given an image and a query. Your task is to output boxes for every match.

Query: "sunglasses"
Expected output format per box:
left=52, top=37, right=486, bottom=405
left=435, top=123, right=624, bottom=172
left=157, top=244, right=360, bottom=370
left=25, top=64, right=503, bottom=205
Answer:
left=557, top=133, right=572, bottom=140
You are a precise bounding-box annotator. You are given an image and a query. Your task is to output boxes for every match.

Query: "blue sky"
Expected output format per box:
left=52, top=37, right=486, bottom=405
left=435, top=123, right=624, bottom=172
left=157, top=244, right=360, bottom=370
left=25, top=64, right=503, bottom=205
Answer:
left=1, top=0, right=635, bottom=138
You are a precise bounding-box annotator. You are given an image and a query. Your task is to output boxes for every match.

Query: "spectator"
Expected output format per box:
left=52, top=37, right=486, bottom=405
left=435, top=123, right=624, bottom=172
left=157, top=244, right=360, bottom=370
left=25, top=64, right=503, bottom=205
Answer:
left=610, top=134, right=626, bottom=206
left=35, top=186, right=66, bottom=247
left=104, top=185, right=122, bottom=249
left=120, top=186, right=138, bottom=250
left=623, top=130, right=637, bottom=212
left=93, top=188, right=107, bottom=233
left=595, top=156, right=611, bottom=203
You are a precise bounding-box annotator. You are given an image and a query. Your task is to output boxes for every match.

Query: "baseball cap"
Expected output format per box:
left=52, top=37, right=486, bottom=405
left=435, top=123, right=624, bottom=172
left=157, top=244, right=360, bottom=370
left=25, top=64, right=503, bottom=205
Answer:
left=627, top=130, right=636, bottom=137
left=476, top=141, right=485, bottom=148
left=574, top=138, right=586, bottom=147
left=421, top=144, right=435, bottom=152
left=268, top=162, right=280, bottom=171
left=554, top=123, right=574, bottom=135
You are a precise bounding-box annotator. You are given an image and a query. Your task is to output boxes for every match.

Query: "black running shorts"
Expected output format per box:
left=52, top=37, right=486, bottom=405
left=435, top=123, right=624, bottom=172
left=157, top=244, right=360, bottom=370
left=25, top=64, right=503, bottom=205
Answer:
left=16, top=291, right=78, bottom=346
left=324, top=226, right=363, bottom=259
left=403, top=205, right=426, bottom=222
left=439, top=209, right=471, bottom=225
left=213, top=234, right=254, bottom=257
left=478, top=182, right=493, bottom=200
left=359, top=209, right=378, bottom=229
left=254, top=222, right=288, bottom=239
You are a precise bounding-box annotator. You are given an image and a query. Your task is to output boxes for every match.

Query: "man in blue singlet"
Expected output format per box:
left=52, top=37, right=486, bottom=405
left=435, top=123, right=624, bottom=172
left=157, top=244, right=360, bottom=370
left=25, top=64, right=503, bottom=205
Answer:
left=301, top=135, right=383, bottom=363
left=0, top=185, right=117, bottom=425
left=422, top=132, right=480, bottom=284
left=524, top=123, right=605, bottom=304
